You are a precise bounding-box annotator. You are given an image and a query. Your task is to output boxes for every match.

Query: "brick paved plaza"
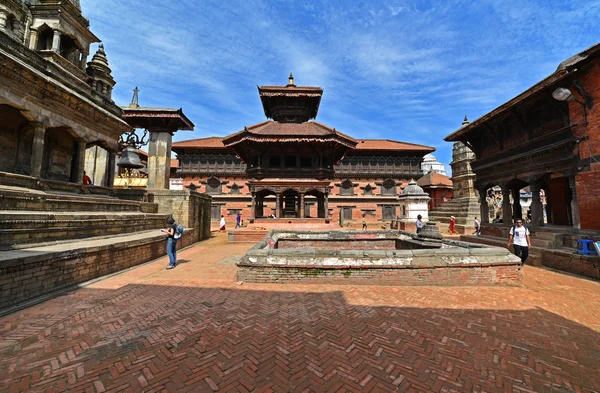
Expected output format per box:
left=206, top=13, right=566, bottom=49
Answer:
left=1, top=233, right=599, bottom=393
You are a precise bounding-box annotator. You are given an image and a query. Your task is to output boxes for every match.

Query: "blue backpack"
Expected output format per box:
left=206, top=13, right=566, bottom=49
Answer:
left=174, top=225, right=184, bottom=239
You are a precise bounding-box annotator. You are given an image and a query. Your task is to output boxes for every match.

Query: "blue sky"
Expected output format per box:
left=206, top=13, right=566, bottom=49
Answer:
left=81, top=0, right=600, bottom=171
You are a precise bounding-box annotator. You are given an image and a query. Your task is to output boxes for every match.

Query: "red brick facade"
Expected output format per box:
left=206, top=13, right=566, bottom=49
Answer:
left=570, top=62, right=600, bottom=230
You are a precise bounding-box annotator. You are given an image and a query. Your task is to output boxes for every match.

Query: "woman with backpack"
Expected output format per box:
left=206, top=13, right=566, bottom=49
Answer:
left=161, top=217, right=180, bottom=269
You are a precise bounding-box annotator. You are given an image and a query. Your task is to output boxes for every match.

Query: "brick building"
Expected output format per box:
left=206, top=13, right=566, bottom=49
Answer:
left=445, top=43, right=600, bottom=231
left=172, top=74, right=435, bottom=224
left=417, top=172, right=453, bottom=210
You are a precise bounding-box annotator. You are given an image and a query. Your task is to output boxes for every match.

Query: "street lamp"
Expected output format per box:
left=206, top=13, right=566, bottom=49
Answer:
left=552, top=83, right=594, bottom=126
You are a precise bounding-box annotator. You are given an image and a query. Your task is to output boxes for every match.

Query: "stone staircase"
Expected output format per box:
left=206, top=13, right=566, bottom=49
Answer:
left=429, top=197, right=480, bottom=234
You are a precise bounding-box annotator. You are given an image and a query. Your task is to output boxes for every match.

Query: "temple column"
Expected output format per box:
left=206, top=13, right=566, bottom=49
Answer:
left=512, top=186, right=522, bottom=220
left=299, top=193, right=305, bottom=218
left=51, top=30, right=61, bottom=52
left=251, top=193, right=257, bottom=219
left=479, top=188, right=490, bottom=224
left=73, top=141, right=86, bottom=183
left=324, top=193, right=329, bottom=219
left=568, top=175, right=580, bottom=229
left=30, top=123, right=46, bottom=178
left=106, top=151, right=116, bottom=187
left=529, top=181, right=544, bottom=227
left=276, top=193, right=281, bottom=218
left=28, top=28, right=39, bottom=50
left=0, top=11, right=7, bottom=31
left=147, top=130, right=172, bottom=189
left=80, top=52, right=88, bottom=70
left=501, top=185, right=512, bottom=224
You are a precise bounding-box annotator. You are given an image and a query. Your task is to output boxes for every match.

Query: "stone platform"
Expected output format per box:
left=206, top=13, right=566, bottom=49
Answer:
left=229, top=218, right=341, bottom=243
left=0, top=229, right=195, bottom=312
left=237, top=230, right=522, bottom=286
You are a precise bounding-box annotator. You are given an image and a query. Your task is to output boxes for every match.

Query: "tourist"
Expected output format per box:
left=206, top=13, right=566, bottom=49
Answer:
left=235, top=212, right=242, bottom=229
left=219, top=215, right=226, bottom=232
left=449, top=216, right=458, bottom=235
left=416, top=214, right=423, bottom=234
left=507, top=219, right=531, bottom=265
left=473, top=217, right=481, bottom=236
left=82, top=171, right=93, bottom=186
left=161, top=217, right=178, bottom=269
left=362, top=215, right=367, bottom=231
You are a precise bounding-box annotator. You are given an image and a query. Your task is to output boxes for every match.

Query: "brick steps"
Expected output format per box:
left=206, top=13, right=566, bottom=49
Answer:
left=0, top=211, right=169, bottom=249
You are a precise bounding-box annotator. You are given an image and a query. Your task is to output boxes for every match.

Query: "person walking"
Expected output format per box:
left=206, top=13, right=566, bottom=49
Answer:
left=161, top=217, right=178, bottom=269
left=473, top=217, right=481, bottom=236
left=507, top=219, right=531, bottom=265
left=449, top=216, right=458, bottom=235
left=362, top=215, right=367, bottom=231
left=235, top=212, right=242, bottom=229
left=219, top=215, right=226, bottom=232
left=416, top=214, right=424, bottom=234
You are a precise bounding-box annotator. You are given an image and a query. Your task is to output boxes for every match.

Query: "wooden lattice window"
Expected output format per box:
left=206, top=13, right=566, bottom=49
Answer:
left=381, top=178, right=396, bottom=196
left=340, top=179, right=354, bottom=196
left=205, top=177, right=222, bottom=194
left=230, top=184, right=241, bottom=194
left=382, top=205, right=395, bottom=220
left=364, top=184, right=373, bottom=195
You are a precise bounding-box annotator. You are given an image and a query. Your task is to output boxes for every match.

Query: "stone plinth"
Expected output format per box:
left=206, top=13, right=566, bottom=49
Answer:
left=147, top=131, right=173, bottom=189
left=237, top=230, right=522, bottom=286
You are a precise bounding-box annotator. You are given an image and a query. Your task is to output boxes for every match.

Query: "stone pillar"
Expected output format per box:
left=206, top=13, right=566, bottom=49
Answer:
left=0, top=11, right=7, bottom=31
left=80, top=52, right=88, bottom=70
left=324, top=193, right=329, bottom=219
left=568, top=175, right=580, bottom=229
left=479, top=189, right=489, bottom=224
left=299, top=193, right=305, bottom=219
left=147, top=131, right=173, bottom=189
left=106, top=151, right=116, bottom=187
left=276, top=194, right=281, bottom=218
left=29, top=28, right=39, bottom=50
left=73, top=141, right=86, bottom=183
left=251, top=193, right=257, bottom=219
left=51, top=30, right=61, bottom=52
left=512, top=186, right=522, bottom=220
left=501, top=186, right=512, bottom=224
left=529, top=181, right=544, bottom=227
left=30, top=123, right=46, bottom=178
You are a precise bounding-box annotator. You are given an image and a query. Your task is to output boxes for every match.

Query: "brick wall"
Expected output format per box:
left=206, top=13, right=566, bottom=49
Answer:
left=570, top=62, right=600, bottom=230
left=151, top=190, right=212, bottom=242
left=237, top=265, right=521, bottom=286
left=0, top=231, right=196, bottom=310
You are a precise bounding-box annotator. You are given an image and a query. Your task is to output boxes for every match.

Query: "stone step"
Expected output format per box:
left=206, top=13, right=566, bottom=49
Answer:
left=0, top=185, right=153, bottom=213
left=0, top=211, right=169, bottom=249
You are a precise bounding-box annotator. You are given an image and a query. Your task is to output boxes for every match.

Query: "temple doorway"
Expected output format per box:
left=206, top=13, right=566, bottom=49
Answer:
left=282, top=189, right=299, bottom=218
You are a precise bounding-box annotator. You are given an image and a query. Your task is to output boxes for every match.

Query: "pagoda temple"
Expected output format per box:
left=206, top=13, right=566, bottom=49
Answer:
left=172, top=74, right=435, bottom=224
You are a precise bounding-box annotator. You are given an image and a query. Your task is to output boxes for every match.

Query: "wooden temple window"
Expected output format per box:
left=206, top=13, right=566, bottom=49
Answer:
left=363, top=184, right=373, bottom=195
left=381, top=178, right=396, bottom=196
left=269, top=156, right=281, bottom=168
left=341, top=207, right=353, bottom=220
left=340, top=179, right=354, bottom=196
left=229, top=184, right=241, bottom=194
left=205, top=176, right=222, bottom=194
left=210, top=205, right=222, bottom=220
left=227, top=209, right=241, bottom=216
left=300, top=157, right=312, bottom=168
left=284, top=155, right=296, bottom=168
left=361, top=210, right=375, bottom=217
left=382, top=205, right=396, bottom=220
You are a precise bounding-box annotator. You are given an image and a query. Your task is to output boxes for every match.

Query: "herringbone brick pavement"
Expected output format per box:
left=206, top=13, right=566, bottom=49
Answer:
left=1, top=232, right=600, bottom=392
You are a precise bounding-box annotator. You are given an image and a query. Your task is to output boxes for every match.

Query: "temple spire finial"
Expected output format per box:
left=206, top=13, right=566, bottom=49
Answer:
left=462, top=115, right=470, bottom=126
left=129, top=86, right=139, bottom=108
left=287, top=72, right=295, bottom=87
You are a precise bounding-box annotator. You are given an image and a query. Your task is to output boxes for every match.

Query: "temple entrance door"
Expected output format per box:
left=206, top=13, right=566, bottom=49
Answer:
left=546, top=176, right=570, bottom=226
left=283, top=189, right=299, bottom=218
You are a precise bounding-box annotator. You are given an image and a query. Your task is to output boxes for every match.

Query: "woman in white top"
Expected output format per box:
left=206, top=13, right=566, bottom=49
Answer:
left=507, top=219, right=531, bottom=265
left=219, top=215, right=226, bottom=232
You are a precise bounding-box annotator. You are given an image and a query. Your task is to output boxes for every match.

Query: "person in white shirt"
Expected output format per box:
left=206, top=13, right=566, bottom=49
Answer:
left=473, top=217, right=481, bottom=236
left=507, top=219, right=531, bottom=265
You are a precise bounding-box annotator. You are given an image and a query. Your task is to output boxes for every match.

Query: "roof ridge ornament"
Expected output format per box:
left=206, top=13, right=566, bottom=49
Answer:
left=129, top=86, right=139, bottom=108
left=287, top=72, right=296, bottom=87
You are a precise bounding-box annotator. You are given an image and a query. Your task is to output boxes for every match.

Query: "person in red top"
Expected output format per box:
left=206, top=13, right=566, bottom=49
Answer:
left=82, top=171, right=93, bottom=186
left=449, top=216, right=459, bottom=235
